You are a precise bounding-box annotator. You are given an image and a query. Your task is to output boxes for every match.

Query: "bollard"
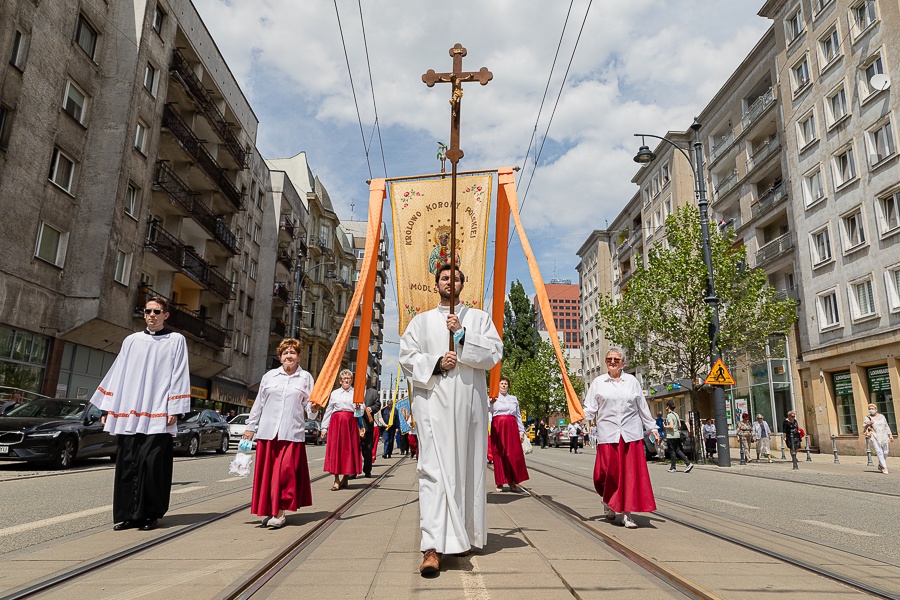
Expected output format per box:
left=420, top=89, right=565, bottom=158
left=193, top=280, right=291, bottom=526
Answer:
left=805, top=435, right=812, bottom=462
left=831, top=434, right=840, bottom=464
left=780, top=433, right=786, bottom=459
left=865, top=436, right=874, bottom=466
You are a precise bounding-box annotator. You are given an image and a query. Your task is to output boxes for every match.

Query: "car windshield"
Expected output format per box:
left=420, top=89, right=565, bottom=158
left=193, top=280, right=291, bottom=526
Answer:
left=305, top=421, right=319, bottom=428
left=181, top=411, right=203, bottom=423
left=230, top=415, right=248, bottom=425
left=6, top=399, right=87, bottom=419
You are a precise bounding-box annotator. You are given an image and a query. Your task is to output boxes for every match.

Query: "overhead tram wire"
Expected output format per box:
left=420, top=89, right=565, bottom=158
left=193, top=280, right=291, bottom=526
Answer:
left=357, top=0, right=389, bottom=178
left=334, top=0, right=374, bottom=180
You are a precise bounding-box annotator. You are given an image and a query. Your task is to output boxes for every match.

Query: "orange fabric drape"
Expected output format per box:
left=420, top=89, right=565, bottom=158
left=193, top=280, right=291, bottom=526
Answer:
left=309, top=180, right=385, bottom=407
left=499, top=167, right=585, bottom=422
left=488, top=171, right=511, bottom=399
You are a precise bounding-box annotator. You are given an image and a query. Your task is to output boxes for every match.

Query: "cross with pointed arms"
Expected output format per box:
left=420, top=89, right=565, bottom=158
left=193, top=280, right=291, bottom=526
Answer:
left=422, top=44, right=492, bottom=165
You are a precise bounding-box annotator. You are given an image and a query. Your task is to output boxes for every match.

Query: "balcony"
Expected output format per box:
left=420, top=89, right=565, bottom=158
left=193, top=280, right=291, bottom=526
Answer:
left=135, top=286, right=228, bottom=348
left=161, top=104, right=243, bottom=210
left=296, top=237, right=308, bottom=259
left=741, top=87, right=775, bottom=130
left=776, top=284, right=801, bottom=302
left=750, top=180, right=787, bottom=220
left=280, top=216, right=296, bottom=239
left=273, top=282, right=291, bottom=305
left=145, top=222, right=234, bottom=301
left=170, top=49, right=248, bottom=169
left=277, top=250, right=294, bottom=271
left=708, top=130, right=735, bottom=164
left=270, top=318, right=287, bottom=338
left=714, top=169, right=739, bottom=201
left=746, top=135, right=781, bottom=173
left=154, top=162, right=238, bottom=254
left=755, top=232, right=794, bottom=266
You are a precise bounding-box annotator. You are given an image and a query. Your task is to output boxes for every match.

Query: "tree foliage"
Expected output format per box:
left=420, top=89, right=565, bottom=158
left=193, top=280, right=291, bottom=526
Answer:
left=596, top=206, right=797, bottom=395
left=506, top=339, right=584, bottom=422
left=502, top=280, right=538, bottom=369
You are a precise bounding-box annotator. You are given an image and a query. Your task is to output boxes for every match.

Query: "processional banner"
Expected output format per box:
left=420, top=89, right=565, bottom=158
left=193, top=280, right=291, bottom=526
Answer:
left=390, top=175, right=493, bottom=333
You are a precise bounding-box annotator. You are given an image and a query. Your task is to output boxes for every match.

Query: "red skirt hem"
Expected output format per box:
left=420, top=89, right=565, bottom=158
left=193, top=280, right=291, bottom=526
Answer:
left=490, top=415, right=529, bottom=486
left=324, top=411, right=363, bottom=475
left=250, top=438, right=312, bottom=517
left=593, top=437, right=656, bottom=513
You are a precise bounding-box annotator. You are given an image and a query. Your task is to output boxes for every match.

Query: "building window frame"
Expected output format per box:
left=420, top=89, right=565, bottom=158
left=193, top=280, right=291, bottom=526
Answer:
left=816, top=288, right=842, bottom=331
left=114, top=250, right=132, bottom=285
left=824, top=83, right=850, bottom=129
left=831, top=144, right=858, bottom=190
left=865, top=116, right=896, bottom=168
left=840, top=205, right=867, bottom=253
left=859, top=51, right=888, bottom=104
left=75, top=15, right=98, bottom=60
left=62, top=78, right=89, bottom=124
left=875, top=189, right=900, bottom=238
left=848, top=0, right=878, bottom=41
left=48, top=147, right=76, bottom=194
left=134, top=119, right=149, bottom=154
left=802, top=164, right=826, bottom=208
left=817, top=23, right=842, bottom=73
left=152, top=5, right=166, bottom=36
left=785, top=6, right=805, bottom=44
left=143, top=62, right=158, bottom=96
left=124, top=182, right=140, bottom=218
left=797, top=109, right=818, bottom=150
left=35, top=222, right=69, bottom=267
left=10, top=29, right=29, bottom=70
left=848, top=274, right=878, bottom=321
left=810, top=224, right=833, bottom=267
left=884, top=261, right=900, bottom=313
left=791, top=55, right=812, bottom=96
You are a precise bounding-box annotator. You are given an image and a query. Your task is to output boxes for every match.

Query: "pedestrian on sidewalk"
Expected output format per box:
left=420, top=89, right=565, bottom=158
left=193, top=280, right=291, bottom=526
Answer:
left=399, top=264, right=503, bottom=575
left=567, top=421, right=582, bottom=453
left=737, top=413, right=754, bottom=461
left=489, top=376, right=529, bottom=492
left=321, top=370, right=363, bottom=491
left=752, top=414, right=774, bottom=463
left=864, top=404, right=894, bottom=474
left=583, top=347, right=659, bottom=529
left=359, top=385, right=380, bottom=478
left=664, top=401, right=693, bottom=473
left=243, top=338, right=318, bottom=528
left=655, top=411, right=667, bottom=460
left=537, top=420, right=548, bottom=449
left=702, top=418, right=716, bottom=459
left=380, top=400, right=397, bottom=458
left=93, top=296, right=190, bottom=532
left=782, top=410, right=802, bottom=469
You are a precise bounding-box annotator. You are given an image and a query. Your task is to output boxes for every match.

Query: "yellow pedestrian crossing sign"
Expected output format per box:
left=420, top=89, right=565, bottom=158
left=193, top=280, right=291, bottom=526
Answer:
left=705, top=359, right=735, bottom=385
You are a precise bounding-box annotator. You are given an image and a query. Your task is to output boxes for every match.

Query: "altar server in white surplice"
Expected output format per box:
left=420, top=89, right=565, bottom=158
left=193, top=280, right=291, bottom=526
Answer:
left=93, top=296, right=191, bottom=532
left=400, top=264, right=503, bottom=576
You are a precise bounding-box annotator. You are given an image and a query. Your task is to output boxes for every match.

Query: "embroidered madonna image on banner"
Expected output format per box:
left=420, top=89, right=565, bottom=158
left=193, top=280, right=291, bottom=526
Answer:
left=389, top=174, right=493, bottom=333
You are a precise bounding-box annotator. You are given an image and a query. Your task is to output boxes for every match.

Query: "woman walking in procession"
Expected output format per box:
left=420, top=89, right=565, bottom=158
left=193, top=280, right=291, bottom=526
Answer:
left=321, top=369, right=363, bottom=490
left=583, top=347, right=660, bottom=529
left=864, top=403, right=894, bottom=474
left=782, top=410, right=803, bottom=470
left=489, top=377, right=529, bottom=492
left=243, top=339, right=318, bottom=529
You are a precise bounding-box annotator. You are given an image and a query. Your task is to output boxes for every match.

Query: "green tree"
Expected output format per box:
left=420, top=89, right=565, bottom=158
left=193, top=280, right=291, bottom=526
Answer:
left=507, top=339, right=584, bottom=422
left=596, top=206, right=797, bottom=403
left=502, top=279, right=537, bottom=369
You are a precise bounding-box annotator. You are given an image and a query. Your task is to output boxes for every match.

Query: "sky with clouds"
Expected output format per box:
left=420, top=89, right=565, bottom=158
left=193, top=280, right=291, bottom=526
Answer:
left=192, top=0, right=773, bottom=381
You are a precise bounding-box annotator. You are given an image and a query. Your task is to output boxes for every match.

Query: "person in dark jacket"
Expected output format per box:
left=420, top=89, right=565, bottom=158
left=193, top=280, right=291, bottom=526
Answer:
left=782, top=410, right=802, bottom=470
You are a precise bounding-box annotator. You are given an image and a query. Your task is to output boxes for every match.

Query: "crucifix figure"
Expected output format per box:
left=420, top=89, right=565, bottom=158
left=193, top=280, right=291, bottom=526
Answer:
left=422, top=44, right=492, bottom=347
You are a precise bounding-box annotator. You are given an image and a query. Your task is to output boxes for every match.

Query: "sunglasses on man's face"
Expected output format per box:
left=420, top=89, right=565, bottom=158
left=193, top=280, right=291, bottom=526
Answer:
left=144, top=309, right=164, bottom=315
left=605, top=357, right=623, bottom=364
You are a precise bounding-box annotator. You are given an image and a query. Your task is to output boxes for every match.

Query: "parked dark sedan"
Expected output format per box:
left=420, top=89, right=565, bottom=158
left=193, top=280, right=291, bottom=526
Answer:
left=305, top=420, right=322, bottom=445
left=0, top=398, right=117, bottom=469
left=174, top=409, right=230, bottom=456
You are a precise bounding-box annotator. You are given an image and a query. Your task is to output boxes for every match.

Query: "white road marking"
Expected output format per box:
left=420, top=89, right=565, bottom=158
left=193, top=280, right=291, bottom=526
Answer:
left=659, top=486, right=690, bottom=494
left=712, top=499, right=759, bottom=510
left=460, top=556, right=490, bottom=599
left=170, top=486, right=207, bottom=494
left=0, top=505, right=112, bottom=537
left=799, top=519, right=880, bottom=537
left=217, top=476, right=248, bottom=483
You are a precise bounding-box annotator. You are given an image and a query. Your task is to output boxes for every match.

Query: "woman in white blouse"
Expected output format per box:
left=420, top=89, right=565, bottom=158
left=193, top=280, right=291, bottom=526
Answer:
left=242, top=339, right=318, bottom=529
left=321, top=369, right=363, bottom=490
left=864, top=403, right=894, bottom=474
left=582, top=346, right=660, bottom=529
left=489, top=377, right=529, bottom=492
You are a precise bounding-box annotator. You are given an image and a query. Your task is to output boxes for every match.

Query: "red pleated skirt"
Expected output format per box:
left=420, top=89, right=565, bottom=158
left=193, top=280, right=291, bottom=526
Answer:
left=593, top=437, right=656, bottom=513
left=490, top=415, right=530, bottom=486
left=324, top=411, right=362, bottom=475
left=251, top=438, right=312, bottom=517
left=408, top=433, right=418, bottom=458
left=372, top=426, right=379, bottom=462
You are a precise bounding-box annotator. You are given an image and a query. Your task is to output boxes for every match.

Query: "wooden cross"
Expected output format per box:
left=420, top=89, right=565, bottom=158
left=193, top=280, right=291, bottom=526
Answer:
left=422, top=44, right=492, bottom=340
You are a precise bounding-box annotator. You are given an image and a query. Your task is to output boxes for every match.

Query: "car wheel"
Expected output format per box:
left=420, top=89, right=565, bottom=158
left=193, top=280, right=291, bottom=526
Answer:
left=52, top=437, right=77, bottom=469
left=217, top=434, right=229, bottom=454
left=187, top=435, right=200, bottom=457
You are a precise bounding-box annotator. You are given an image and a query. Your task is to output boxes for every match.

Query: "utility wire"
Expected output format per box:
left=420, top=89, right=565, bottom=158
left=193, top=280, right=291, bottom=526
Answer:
left=334, top=0, right=374, bottom=180
left=357, top=0, right=389, bottom=178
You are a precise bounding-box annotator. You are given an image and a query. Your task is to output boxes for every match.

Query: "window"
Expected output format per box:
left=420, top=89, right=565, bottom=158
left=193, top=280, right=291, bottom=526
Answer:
left=885, top=264, right=900, bottom=311
left=849, top=277, right=877, bottom=319
left=832, top=146, right=857, bottom=188
left=832, top=372, right=858, bottom=435
left=817, top=289, right=841, bottom=329
left=152, top=5, right=165, bottom=35
left=241, top=252, right=248, bottom=271
left=241, top=333, right=249, bottom=355
left=256, top=191, right=264, bottom=210
left=249, top=260, right=257, bottom=280
left=802, top=166, right=825, bottom=207
left=792, top=58, right=811, bottom=94
left=10, top=29, right=28, bottom=69
left=654, top=209, right=662, bottom=231
left=63, top=79, right=88, bottom=123
left=246, top=296, right=254, bottom=318
left=143, top=63, right=157, bottom=96
left=651, top=174, right=660, bottom=196
left=860, top=54, right=887, bottom=100
left=798, top=111, right=818, bottom=148
left=786, top=7, right=804, bottom=42
left=661, top=162, right=670, bottom=185
left=124, top=182, right=140, bottom=217
left=850, top=0, right=877, bottom=38
left=75, top=15, right=98, bottom=59
left=134, top=120, right=148, bottom=154
left=114, top=250, right=132, bottom=285
left=49, top=148, right=75, bottom=193
left=811, top=226, right=832, bottom=265
left=35, top=222, right=68, bottom=267
left=252, top=224, right=261, bottom=243
left=866, top=120, right=895, bottom=165
left=818, top=26, right=841, bottom=68
left=841, top=207, right=866, bottom=250
left=642, top=188, right=651, bottom=206
left=0, top=105, right=9, bottom=149
left=825, top=86, right=848, bottom=126
left=664, top=197, right=672, bottom=217
left=877, top=191, right=900, bottom=235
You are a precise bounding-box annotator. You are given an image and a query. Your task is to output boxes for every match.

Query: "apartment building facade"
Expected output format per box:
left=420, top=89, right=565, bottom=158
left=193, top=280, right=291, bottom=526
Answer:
left=575, top=230, right=612, bottom=384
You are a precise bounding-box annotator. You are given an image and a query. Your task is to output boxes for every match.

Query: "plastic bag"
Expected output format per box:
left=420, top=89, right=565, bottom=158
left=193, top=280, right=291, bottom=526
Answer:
left=229, top=452, right=253, bottom=477
left=238, top=439, right=253, bottom=452
left=522, top=435, right=533, bottom=455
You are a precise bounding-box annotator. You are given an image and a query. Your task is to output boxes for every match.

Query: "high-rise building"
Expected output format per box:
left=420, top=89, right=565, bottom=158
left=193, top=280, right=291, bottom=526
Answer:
left=534, top=281, right=581, bottom=350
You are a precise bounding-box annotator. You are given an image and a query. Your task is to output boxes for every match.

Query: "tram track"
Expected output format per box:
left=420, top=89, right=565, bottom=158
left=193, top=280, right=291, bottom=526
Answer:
left=524, top=460, right=900, bottom=600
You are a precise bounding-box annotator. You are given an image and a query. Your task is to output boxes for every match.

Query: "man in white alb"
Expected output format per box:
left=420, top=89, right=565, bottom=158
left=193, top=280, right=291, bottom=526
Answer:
left=93, top=296, right=191, bottom=531
left=400, top=263, right=503, bottom=576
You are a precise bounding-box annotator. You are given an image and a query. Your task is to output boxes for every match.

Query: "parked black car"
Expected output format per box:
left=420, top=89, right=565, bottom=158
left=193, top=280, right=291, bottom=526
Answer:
left=305, top=420, right=322, bottom=445
left=174, top=409, right=230, bottom=456
left=0, top=398, right=117, bottom=469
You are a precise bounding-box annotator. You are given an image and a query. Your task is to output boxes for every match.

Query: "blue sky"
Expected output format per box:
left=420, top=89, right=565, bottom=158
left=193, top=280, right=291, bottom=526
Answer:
left=193, top=0, right=772, bottom=373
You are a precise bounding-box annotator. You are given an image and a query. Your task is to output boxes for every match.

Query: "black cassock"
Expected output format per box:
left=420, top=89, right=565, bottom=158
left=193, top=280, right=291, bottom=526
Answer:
left=113, top=433, right=174, bottom=523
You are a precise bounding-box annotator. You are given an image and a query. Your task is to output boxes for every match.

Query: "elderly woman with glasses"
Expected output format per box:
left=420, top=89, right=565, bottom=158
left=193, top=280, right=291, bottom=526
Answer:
left=582, top=347, right=660, bottom=529
left=782, top=410, right=802, bottom=470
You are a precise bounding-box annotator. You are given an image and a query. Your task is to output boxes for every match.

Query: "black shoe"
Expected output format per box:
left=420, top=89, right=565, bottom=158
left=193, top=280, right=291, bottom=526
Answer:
left=138, top=519, right=158, bottom=531
left=348, top=474, right=358, bottom=480
left=382, top=454, right=388, bottom=459
left=363, top=472, right=372, bottom=478
left=113, top=520, right=139, bottom=531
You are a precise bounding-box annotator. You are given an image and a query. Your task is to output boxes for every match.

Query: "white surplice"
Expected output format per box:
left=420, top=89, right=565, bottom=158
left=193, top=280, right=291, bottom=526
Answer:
left=399, top=303, right=502, bottom=554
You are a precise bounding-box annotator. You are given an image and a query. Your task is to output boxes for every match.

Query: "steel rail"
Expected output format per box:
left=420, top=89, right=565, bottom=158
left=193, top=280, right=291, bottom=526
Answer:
left=526, top=462, right=900, bottom=600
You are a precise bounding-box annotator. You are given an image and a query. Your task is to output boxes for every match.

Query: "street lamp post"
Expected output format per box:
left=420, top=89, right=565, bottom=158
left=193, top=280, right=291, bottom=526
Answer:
left=290, top=260, right=339, bottom=339
left=633, top=119, right=731, bottom=467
